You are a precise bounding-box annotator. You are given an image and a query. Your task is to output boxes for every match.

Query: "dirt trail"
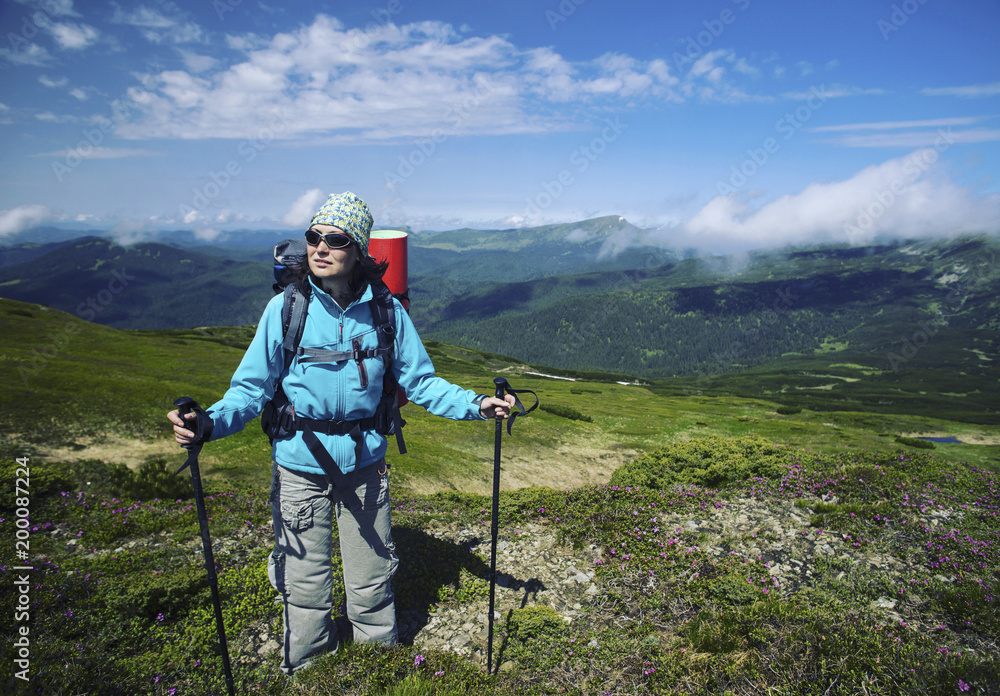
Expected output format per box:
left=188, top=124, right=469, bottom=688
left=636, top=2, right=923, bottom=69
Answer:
left=34, top=435, right=181, bottom=471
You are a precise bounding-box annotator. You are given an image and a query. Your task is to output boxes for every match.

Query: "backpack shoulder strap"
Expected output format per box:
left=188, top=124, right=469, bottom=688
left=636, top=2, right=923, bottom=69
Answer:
left=368, top=280, right=406, bottom=454
left=281, top=282, right=310, bottom=372
left=368, top=280, right=396, bottom=356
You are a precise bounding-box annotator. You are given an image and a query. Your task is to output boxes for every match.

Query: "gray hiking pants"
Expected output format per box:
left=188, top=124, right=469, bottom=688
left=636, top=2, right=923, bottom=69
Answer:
left=267, top=460, right=399, bottom=675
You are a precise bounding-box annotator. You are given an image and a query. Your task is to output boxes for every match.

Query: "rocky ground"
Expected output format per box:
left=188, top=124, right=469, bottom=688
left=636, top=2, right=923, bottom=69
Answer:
left=229, top=492, right=975, bottom=673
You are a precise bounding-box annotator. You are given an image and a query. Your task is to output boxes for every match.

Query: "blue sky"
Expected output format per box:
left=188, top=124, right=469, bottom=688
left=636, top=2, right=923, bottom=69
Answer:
left=1, top=0, right=999, bottom=251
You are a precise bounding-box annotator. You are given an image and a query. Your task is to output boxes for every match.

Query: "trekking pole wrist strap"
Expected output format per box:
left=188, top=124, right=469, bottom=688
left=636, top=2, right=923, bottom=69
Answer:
left=492, top=377, right=539, bottom=435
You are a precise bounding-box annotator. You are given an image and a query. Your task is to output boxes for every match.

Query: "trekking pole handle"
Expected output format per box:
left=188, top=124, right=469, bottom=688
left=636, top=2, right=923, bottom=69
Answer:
left=174, top=397, right=199, bottom=453
left=173, top=397, right=213, bottom=452
left=493, top=377, right=508, bottom=417
left=174, top=396, right=196, bottom=431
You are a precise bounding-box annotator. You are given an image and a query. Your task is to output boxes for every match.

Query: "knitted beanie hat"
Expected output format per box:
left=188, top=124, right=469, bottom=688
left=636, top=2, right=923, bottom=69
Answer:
left=308, top=191, right=374, bottom=256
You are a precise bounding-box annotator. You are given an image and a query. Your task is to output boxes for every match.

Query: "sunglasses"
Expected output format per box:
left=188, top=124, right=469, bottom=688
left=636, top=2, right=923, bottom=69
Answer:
left=305, top=230, right=353, bottom=248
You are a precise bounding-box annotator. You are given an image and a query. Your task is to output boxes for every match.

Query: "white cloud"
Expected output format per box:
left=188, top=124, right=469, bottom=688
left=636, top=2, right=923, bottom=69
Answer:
left=113, top=15, right=773, bottom=142
left=922, top=82, right=1000, bottom=98
left=810, top=117, right=982, bottom=133
left=808, top=117, right=1000, bottom=148
left=21, top=0, right=81, bottom=16
left=31, top=147, right=161, bottom=159
left=820, top=128, right=1000, bottom=149
left=109, top=219, right=153, bottom=246
left=782, top=84, right=884, bottom=100
left=47, top=22, right=99, bottom=50
left=193, top=227, right=223, bottom=241
left=34, top=111, right=75, bottom=123
left=282, top=189, right=327, bottom=227
left=111, top=4, right=204, bottom=44
left=674, top=152, right=1000, bottom=250
left=0, top=43, right=54, bottom=66
left=178, top=50, right=218, bottom=73
left=7, top=0, right=78, bottom=14
left=39, top=75, right=68, bottom=88
left=69, top=88, right=88, bottom=101
left=0, top=205, right=54, bottom=237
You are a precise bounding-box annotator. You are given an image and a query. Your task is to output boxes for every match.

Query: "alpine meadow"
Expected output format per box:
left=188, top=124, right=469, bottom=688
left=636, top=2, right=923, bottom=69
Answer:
left=3, top=1, right=1000, bottom=694
left=2, top=218, right=999, bottom=695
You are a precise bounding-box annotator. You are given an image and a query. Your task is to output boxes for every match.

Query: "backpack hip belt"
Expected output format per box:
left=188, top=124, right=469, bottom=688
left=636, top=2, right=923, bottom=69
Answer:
left=260, top=394, right=394, bottom=470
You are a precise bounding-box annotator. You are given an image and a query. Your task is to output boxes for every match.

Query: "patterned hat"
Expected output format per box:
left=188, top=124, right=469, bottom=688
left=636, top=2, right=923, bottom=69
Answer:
left=308, top=191, right=374, bottom=256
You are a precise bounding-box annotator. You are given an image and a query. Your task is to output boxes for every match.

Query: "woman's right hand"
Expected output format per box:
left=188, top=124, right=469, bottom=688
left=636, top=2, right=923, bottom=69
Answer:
left=167, top=409, right=199, bottom=447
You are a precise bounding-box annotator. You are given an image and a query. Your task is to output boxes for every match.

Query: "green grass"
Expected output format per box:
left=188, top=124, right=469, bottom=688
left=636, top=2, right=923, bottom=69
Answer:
left=4, top=439, right=999, bottom=695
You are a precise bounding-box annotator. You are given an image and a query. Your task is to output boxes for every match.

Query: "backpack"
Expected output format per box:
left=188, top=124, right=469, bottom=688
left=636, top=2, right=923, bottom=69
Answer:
left=260, top=238, right=407, bottom=469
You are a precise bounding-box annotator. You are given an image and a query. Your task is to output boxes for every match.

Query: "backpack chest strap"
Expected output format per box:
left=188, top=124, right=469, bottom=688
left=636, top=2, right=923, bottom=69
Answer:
left=296, top=345, right=390, bottom=364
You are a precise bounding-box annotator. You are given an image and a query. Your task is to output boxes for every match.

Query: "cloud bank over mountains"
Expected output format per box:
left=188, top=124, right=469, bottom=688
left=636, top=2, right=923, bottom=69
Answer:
left=668, top=148, right=1000, bottom=251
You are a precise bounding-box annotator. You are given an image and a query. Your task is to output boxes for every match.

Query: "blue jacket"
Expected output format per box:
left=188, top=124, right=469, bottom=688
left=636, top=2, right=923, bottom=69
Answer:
left=206, top=277, right=486, bottom=475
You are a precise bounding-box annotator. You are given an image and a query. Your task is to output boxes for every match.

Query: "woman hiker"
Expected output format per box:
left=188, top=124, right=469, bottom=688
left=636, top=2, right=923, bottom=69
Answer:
left=167, top=191, right=515, bottom=675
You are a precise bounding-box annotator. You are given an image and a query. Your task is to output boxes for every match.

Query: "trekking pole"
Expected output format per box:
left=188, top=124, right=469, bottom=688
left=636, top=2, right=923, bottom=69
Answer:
left=174, top=397, right=236, bottom=696
left=486, top=377, right=538, bottom=675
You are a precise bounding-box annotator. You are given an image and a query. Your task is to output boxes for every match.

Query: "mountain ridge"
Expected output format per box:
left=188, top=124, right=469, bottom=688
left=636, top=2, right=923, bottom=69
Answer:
left=2, top=226, right=997, bottom=423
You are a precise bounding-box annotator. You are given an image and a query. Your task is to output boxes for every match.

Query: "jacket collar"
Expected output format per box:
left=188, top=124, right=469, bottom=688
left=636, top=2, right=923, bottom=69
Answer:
left=307, top=276, right=373, bottom=312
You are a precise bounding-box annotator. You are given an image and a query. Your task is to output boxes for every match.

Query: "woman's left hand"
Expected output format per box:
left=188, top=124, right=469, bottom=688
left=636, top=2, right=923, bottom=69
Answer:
left=479, top=394, right=517, bottom=419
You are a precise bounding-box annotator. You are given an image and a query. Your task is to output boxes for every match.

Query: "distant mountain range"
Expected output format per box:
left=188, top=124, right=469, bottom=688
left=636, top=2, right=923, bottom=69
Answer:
left=0, top=216, right=674, bottom=328
left=2, top=219, right=998, bottom=421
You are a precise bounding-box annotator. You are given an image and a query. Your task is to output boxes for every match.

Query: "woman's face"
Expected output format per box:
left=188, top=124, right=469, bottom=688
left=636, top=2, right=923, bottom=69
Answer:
left=306, top=224, right=358, bottom=286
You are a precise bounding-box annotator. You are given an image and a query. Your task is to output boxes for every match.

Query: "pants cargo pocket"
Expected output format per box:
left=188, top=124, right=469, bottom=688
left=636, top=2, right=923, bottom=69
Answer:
left=280, top=499, right=314, bottom=532
left=268, top=549, right=286, bottom=595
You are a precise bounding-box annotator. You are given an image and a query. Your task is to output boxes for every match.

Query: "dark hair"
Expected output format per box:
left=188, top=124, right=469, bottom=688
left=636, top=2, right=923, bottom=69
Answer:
left=287, top=247, right=389, bottom=302
left=349, top=253, right=390, bottom=297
